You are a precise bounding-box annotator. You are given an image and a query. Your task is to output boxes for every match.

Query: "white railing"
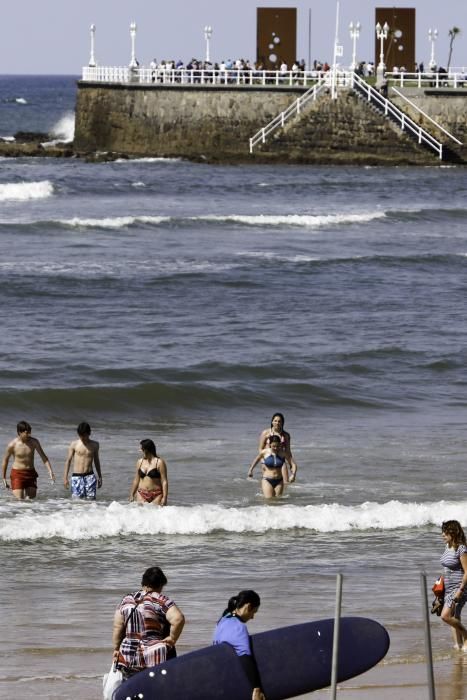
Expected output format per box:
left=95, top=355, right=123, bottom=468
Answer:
left=249, top=76, right=331, bottom=152
left=82, top=65, right=330, bottom=87
left=391, top=87, right=462, bottom=145
left=386, top=71, right=467, bottom=89
left=352, top=73, right=443, bottom=159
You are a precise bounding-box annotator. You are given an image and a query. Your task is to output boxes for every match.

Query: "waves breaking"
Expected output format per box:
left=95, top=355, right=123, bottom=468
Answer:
left=0, top=499, right=464, bottom=541
left=0, top=180, right=54, bottom=202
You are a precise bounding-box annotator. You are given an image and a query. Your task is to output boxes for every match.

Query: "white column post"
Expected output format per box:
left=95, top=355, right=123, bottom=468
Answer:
left=204, top=25, right=212, bottom=63
left=428, top=28, right=438, bottom=70
left=129, top=21, right=138, bottom=68
left=331, top=0, right=341, bottom=100
left=376, top=21, right=389, bottom=81
left=349, top=21, right=361, bottom=71
left=89, top=24, right=96, bottom=67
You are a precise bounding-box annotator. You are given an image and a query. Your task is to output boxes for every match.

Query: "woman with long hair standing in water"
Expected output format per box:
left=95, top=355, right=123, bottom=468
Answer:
left=258, top=412, right=298, bottom=483
left=130, top=439, right=168, bottom=505
left=213, top=590, right=265, bottom=700
left=439, top=520, right=467, bottom=650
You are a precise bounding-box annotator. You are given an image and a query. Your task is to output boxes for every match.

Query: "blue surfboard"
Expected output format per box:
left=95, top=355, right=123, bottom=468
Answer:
left=114, top=616, right=389, bottom=700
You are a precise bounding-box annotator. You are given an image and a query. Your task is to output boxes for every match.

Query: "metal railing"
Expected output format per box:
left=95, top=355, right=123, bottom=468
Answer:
left=81, top=65, right=330, bottom=87
left=249, top=76, right=331, bottom=152
left=391, top=87, right=463, bottom=145
left=352, top=73, right=443, bottom=159
left=386, top=71, right=467, bottom=89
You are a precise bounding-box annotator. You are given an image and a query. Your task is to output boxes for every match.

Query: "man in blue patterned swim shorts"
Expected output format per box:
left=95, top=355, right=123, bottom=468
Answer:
left=63, top=422, right=102, bottom=500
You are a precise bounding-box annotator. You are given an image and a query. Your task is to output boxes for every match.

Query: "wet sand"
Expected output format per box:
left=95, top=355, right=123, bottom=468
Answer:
left=309, top=655, right=467, bottom=700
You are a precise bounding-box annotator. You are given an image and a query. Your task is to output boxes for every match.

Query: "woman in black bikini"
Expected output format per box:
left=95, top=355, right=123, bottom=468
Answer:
left=248, top=435, right=295, bottom=498
left=129, top=439, right=168, bottom=506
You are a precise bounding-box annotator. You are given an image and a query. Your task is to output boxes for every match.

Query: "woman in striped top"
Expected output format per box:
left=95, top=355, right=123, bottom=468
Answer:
left=440, top=520, right=467, bottom=650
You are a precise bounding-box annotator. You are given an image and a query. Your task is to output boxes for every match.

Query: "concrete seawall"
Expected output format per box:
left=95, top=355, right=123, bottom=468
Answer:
left=74, top=82, right=467, bottom=164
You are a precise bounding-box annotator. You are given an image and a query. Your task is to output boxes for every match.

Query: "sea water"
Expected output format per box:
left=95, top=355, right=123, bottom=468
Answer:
left=1, top=76, right=467, bottom=699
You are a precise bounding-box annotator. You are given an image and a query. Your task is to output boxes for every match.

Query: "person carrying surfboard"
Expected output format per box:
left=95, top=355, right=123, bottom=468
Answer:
left=213, top=590, right=265, bottom=700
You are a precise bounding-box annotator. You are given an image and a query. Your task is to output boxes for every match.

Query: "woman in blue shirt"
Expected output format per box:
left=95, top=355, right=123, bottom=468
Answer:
left=213, top=590, right=265, bottom=700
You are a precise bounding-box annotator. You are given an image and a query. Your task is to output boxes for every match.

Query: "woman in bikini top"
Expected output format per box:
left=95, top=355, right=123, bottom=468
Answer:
left=129, top=439, right=168, bottom=506
left=248, top=435, right=294, bottom=499
left=258, top=412, right=298, bottom=483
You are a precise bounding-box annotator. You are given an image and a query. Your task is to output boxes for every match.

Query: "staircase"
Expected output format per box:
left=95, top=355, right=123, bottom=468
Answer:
left=249, top=71, right=453, bottom=162
left=350, top=73, right=443, bottom=159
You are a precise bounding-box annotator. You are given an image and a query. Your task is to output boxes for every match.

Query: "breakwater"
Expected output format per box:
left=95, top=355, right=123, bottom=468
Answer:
left=8, top=80, right=466, bottom=165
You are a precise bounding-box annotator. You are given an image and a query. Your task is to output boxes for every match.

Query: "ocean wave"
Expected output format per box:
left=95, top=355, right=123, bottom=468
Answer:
left=59, top=215, right=171, bottom=229
left=0, top=378, right=381, bottom=413
left=200, top=212, right=386, bottom=227
left=0, top=180, right=53, bottom=202
left=0, top=499, right=464, bottom=541
left=114, top=157, right=182, bottom=163
left=50, top=112, right=75, bottom=143
left=0, top=211, right=385, bottom=231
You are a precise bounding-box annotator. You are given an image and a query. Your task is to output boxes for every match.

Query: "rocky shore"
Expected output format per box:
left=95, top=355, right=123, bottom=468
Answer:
left=0, top=132, right=74, bottom=158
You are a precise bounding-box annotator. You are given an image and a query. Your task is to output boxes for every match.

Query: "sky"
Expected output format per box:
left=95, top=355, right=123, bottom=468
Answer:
left=1, top=0, right=467, bottom=74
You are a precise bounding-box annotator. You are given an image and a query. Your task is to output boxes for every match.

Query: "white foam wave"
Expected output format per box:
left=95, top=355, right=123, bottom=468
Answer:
left=114, top=157, right=182, bottom=163
left=15, top=97, right=27, bottom=104
left=0, top=499, right=464, bottom=541
left=50, top=112, right=75, bottom=142
left=0, top=136, right=15, bottom=142
left=0, top=180, right=53, bottom=202
left=59, top=215, right=170, bottom=229
left=201, top=212, right=386, bottom=227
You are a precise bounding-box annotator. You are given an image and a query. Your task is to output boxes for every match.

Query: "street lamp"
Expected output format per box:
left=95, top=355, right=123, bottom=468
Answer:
left=349, top=21, right=361, bottom=71
left=129, top=21, right=138, bottom=68
left=375, top=21, right=389, bottom=79
left=204, top=25, right=213, bottom=63
left=428, top=28, right=438, bottom=70
left=89, top=24, right=96, bottom=67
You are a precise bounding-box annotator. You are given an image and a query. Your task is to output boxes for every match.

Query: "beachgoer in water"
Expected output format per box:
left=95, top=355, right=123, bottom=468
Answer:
left=439, top=520, right=467, bottom=650
left=258, top=412, right=298, bottom=482
left=1, top=420, right=55, bottom=499
left=63, top=421, right=102, bottom=500
left=248, top=434, right=295, bottom=498
left=112, top=566, right=185, bottom=678
left=213, top=589, right=265, bottom=700
left=129, top=439, right=168, bottom=505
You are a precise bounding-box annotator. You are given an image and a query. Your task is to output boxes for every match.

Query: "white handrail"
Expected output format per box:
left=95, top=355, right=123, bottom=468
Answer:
left=391, top=87, right=462, bottom=145
left=385, top=70, right=467, bottom=89
left=352, top=73, right=443, bottom=159
left=81, top=66, right=329, bottom=87
left=249, top=76, right=330, bottom=152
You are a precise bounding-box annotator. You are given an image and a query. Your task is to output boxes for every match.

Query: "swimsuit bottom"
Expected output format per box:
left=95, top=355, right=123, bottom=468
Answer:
left=262, top=476, right=283, bottom=489
left=71, top=472, right=97, bottom=500
left=137, top=486, right=162, bottom=502
left=10, top=468, right=38, bottom=490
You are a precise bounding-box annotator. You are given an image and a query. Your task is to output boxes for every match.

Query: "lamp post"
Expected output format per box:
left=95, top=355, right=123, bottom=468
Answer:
left=89, top=24, right=96, bottom=67
left=375, top=21, right=389, bottom=80
left=129, top=21, right=138, bottom=68
left=428, top=28, right=438, bottom=70
left=204, top=25, right=212, bottom=63
left=349, top=21, right=361, bottom=71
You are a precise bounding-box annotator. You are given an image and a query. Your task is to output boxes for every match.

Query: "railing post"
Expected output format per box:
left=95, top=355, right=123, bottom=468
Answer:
left=420, top=573, right=436, bottom=700
left=401, top=114, right=405, bottom=130
left=330, top=573, right=343, bottom=700
left=262, top=128, right=266, bottom=144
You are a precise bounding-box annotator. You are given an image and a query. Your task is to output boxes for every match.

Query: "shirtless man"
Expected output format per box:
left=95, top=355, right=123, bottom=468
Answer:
left=63, top=422, right=102, bottom=500
left=2, top=420, right=55, bottom=499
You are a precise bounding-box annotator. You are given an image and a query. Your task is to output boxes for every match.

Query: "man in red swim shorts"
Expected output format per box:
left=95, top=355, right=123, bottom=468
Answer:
left=1, top=420, right=55, bottom=499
